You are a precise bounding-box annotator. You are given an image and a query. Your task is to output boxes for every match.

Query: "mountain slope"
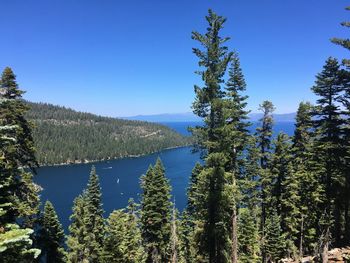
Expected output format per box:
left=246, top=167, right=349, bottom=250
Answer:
left=26, top=102, right=192, bottom=165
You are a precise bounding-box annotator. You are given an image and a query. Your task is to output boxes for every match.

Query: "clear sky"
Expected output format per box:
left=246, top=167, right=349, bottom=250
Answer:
left=0, top=0, right=348, bottom=116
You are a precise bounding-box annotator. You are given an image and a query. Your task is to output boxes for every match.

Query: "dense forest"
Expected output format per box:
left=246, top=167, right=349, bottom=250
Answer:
left=1, top=5, right=350, bottom=263
left=25, top=102, right=191, bottom=165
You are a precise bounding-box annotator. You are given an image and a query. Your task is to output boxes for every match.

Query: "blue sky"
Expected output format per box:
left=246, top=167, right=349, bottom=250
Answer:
left=0, top=0, right=348, bottom=116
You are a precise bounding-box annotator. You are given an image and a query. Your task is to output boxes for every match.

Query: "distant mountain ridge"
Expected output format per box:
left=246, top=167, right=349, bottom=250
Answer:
left=122, top=112, right=297, bottom=123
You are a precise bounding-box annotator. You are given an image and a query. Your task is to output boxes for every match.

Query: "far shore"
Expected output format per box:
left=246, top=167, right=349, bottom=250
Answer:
left=37, top=144, right=193, bottom=168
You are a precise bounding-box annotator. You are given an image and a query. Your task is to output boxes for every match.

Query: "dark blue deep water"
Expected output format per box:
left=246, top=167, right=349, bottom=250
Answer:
left=34, top=146, right=200, bottom=231
left=34, top=121, right=295, bottom=231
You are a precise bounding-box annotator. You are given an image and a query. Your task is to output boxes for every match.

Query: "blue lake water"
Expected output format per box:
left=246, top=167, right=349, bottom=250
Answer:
left=34, top=121, right=295, bottom=231
left=34, top=146, right=200, bottom=231
left=163, top=121, right=295, bottom=137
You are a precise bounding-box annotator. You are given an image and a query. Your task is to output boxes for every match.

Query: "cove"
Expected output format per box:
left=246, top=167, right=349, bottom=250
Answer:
left=34, top=121, right=295, bottom=231
left=34, top=146, right=201, bottom=231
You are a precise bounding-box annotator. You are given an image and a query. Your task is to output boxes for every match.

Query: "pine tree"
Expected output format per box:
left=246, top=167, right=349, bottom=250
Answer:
left=39, top=201, right=66, bottom=263
left=102, top=199, right=144, bottom=263
left=292, top=102, right=321, bottom=257
left=67, top=167, right=104, bottom=263
left=67, top=193, right=88, bottom=263
left=190, top=9, right=254, bottom=262
left=263, top=210, right=285, bottom=263
left=0, top=124, right=40, bottom=262
left=177, top=211, right=194, bottom=263
left=238, top=208, right=260, bottom=263
left=331, top=5, right=350, bottom=245
left=255, top=100, right=275, bottom=262
left=269, top=132, right=292, bottom=215
left=0, top=67, right=41, bottom=261
left=84, top=166, right=105, bottom=262
left=223, top=52, right=251, bottom=263
left=0, top=67, right=40, bottom=224
left=140, top=158, right=172, bottom=262
left=311, top=57, right=345, bottom=260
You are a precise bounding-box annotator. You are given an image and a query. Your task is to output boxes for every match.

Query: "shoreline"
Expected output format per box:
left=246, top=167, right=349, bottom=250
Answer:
left=38, top=144, right=193, bottom=168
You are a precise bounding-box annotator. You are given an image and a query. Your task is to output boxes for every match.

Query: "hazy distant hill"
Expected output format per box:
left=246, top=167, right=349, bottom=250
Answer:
left=123, top=112, right=297, bottom=123
left=26, top=102, right=192, bottom=165
left=123, top=112, right=202, bottom=122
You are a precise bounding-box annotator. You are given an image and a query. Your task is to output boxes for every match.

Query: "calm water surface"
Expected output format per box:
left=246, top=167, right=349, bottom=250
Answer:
left=34, top=146, right=200, bottom=231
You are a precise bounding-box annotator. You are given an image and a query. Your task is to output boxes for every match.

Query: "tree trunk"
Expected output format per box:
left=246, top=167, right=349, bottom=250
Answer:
left=231, top=150, right=238, bottom=263
left=299, top=215, right=304, bottom=261
left=171, top=205, right=178, bottom=263
left=321, top=227, right=329, bottom=263
left=231, top=206, right=238, bottom=263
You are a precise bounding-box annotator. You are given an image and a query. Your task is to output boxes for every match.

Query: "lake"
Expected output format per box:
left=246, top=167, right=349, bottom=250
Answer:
left=34, top=121, right=295, bottom=231
left=34, top=146, right=201, bottom=231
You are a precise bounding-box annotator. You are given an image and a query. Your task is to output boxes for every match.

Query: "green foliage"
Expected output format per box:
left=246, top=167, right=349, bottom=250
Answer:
left=263, top=210, right=286, bottom=262
left=140, top=158, right=172, bottom=262
left=0, top=67, right=41, bottom=261
left=331, top=6, right=350, bottom=67
left=291, top=102, right=321, bottom=255
left=84, top=166, right=105, bottom=261
left=177, top=211, right=195, bottom=263
left=270, top=133, right=292, bottom=215
left=0, top=222, right=40, bottom=262
left=186, top=162, right=202, bottom=219
left=26, top=101, right=192, bottom=165
left=190, top=9, right=253, bottom=263
left=102, top=200, right=144, bottom=263
left=238, top=208, right=260, bottom=263
left=67, top=194, right=87, bottom=263
left=312, top=57, right=346, bottom=248
left=67, top=166, right=104, bottom=263
left=39, top=201, right=66, bottom=263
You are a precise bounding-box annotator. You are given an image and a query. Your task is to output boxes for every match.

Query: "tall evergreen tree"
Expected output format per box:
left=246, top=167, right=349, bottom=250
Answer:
left=223, top=52, right=250, bottom=263
left=292, top=102, right=322, bottom=257
left=255, top=100, right=275, bottom=261
left=311, top=57, right=345, bottom=261
left=0, top=67, right=41, bottom=261
left=0, top=123, right=40, bottom=262
left=84, top=166, right=105, bottom=262
left=190, top=9, right=253, bottom=262
left=331, top=5, right=350, bottom=245
left=67, top=166, right=104, bottom=263
left=140, top=158, right=172, bottom=262
left=39, top=201, right=66, bottom=263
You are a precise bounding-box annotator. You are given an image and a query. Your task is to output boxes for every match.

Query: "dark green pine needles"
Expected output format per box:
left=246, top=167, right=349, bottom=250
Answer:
left=67, top=166, right=104, bottom=263
left=140, top=158, right=172, bottom=263
left=39, top=201, right=66, bottom=263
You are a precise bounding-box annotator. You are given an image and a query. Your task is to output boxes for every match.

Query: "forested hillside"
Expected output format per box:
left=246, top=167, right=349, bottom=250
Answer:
left=26, top=102, right=191, bottom=165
